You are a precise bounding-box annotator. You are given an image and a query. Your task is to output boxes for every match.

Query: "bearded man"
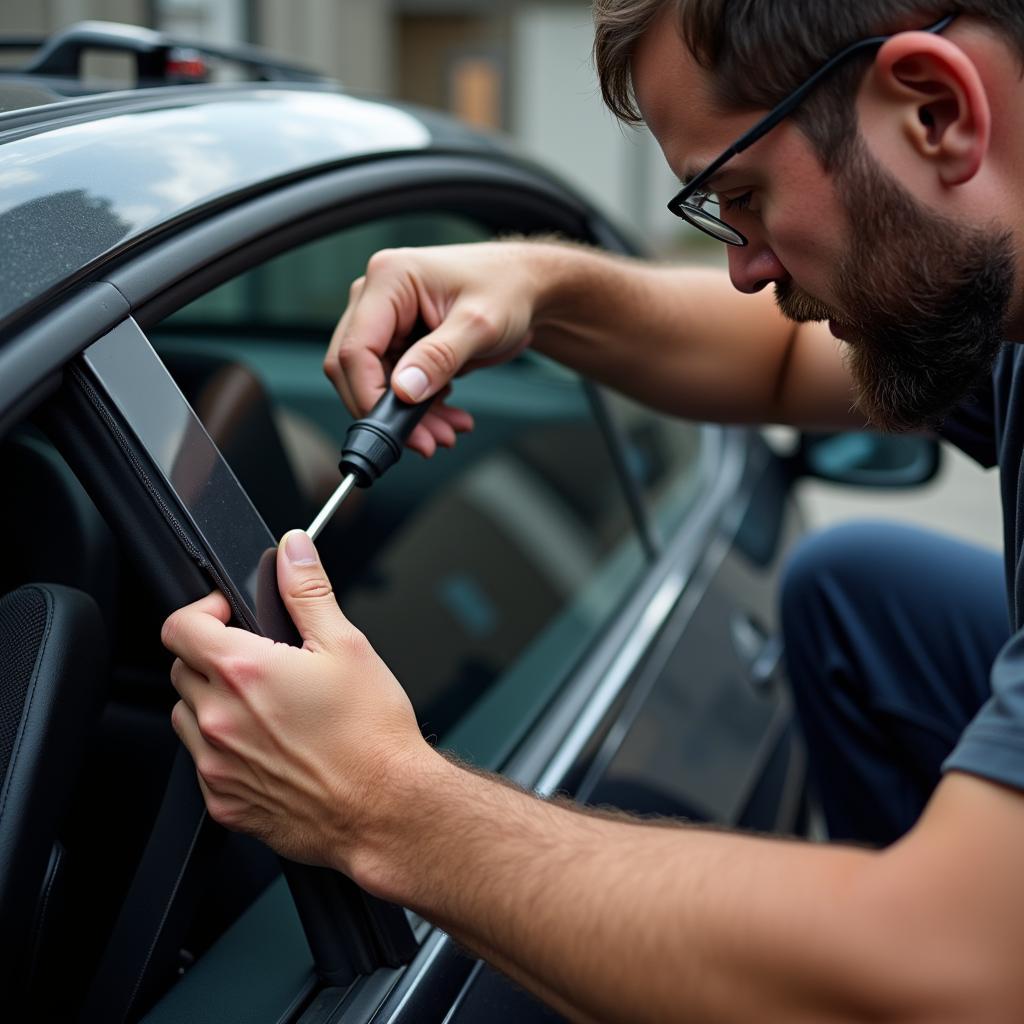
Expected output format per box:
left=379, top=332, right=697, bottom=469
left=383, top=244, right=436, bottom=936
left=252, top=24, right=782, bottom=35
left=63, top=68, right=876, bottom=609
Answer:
left=163, top=3, right=1024, bottom=1019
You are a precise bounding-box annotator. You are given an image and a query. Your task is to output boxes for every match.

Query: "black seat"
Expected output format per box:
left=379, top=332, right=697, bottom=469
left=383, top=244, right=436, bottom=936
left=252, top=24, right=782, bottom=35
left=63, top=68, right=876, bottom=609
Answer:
left=0, top=583, right=106, bottom=1010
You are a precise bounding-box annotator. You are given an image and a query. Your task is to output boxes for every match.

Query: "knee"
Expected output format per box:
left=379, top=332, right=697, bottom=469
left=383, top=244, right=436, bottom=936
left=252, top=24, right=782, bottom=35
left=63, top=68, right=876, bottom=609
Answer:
left=780, top=524, right=876, bottom=701
left=780, top=521, right=892, bottom=635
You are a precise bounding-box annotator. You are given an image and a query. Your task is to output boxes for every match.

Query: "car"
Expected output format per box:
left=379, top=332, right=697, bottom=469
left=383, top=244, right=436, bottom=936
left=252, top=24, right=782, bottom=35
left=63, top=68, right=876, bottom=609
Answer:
left=0, top=21, right=941, bottom=1024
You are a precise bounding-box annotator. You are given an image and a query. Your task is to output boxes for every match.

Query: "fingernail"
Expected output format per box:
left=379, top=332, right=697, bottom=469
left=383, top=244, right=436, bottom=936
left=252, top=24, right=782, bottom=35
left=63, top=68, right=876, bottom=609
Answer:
left=394, top=366, right=428, bottom=401
left=284, top=530, right=318, bottom=565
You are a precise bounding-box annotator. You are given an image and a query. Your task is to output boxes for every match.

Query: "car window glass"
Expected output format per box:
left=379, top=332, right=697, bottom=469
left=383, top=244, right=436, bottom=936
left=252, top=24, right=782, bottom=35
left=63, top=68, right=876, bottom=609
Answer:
left=152, top=212, right=647, bottom=770
left=339, top=354, right=645, bottom=767
left=163, top=212, right=491, bottom=334
left=604, top=391, right=707, bottom=540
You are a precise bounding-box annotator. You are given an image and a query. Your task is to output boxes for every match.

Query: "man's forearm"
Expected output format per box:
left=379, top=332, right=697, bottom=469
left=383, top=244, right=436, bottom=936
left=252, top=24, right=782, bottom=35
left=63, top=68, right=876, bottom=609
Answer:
left=166, top=544, right=1022, bottom=1022
left=525, top=241, right=859, bottom=430
left=352, top=752, right=960, bottom=1024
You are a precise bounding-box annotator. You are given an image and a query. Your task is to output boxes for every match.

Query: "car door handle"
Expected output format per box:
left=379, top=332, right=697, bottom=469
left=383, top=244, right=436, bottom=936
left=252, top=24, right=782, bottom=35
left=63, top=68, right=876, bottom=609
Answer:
left=730, top=612, right=784, bottom=692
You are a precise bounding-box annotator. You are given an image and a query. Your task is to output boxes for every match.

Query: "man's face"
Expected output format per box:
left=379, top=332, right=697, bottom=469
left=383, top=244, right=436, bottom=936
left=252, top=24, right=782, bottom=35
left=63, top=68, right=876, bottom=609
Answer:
left=632, top=11, right=1016, bottom=432
left=777, top=142, right=1015, bottom=432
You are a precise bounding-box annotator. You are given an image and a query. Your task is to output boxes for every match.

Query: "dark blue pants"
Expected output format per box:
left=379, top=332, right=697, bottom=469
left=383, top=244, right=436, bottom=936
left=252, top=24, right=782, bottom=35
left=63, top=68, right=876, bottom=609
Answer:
left=780, top=521, right=1008, bottom=846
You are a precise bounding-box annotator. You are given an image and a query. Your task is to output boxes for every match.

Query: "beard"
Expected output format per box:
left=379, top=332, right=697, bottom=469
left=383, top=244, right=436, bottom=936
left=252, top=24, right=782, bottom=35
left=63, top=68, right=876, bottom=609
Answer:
left=774, top=139, right=1015, bottom=433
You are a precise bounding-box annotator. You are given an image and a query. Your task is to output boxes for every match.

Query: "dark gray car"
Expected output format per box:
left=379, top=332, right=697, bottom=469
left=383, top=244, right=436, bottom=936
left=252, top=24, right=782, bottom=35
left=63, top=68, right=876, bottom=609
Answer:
left=0, top=24, right=939, bottom=1024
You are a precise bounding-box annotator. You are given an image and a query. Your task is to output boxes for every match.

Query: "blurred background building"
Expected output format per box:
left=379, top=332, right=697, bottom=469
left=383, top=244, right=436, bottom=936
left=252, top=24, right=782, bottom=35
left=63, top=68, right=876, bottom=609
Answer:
left=0, top=0, right=1003, bottom=548
left=0, top=0, right=687, bottom=254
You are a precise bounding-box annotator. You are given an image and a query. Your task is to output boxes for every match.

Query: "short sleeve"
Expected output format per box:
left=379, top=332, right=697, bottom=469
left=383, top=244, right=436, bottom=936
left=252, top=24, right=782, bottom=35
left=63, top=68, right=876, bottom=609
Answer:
left=944, top=628, right=1024, bottom=790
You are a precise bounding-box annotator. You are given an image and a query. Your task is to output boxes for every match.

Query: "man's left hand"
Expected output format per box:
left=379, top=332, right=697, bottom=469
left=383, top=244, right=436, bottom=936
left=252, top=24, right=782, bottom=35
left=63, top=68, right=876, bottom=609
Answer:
left=162, top=529, right=430, bottom=875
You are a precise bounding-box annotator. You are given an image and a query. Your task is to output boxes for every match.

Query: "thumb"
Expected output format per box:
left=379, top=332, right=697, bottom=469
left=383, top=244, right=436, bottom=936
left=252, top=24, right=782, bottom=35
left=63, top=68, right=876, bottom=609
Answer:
left=391, top=307, right=498, bottom=403
left=277, top=530, right=349, bottom=652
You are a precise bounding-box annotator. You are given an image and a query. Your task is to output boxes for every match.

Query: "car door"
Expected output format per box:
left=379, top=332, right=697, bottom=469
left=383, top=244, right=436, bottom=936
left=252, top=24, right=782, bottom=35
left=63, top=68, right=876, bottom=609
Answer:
left=2, top=147, right=803, bottom=1022
left=129, top=174, right=798, bottom=1021
left=127, top=193, right=686, bottom=1024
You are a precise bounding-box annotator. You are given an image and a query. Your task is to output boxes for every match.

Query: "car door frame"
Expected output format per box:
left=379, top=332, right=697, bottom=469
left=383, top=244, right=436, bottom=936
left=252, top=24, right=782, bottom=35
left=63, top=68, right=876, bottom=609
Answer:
left=3, top=150, right=768, bottom=1024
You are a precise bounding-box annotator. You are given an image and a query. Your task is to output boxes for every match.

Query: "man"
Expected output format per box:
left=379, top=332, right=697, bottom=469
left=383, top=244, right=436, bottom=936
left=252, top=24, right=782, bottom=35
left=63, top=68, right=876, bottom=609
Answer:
left=162, top=2, right=1024, bottom=1020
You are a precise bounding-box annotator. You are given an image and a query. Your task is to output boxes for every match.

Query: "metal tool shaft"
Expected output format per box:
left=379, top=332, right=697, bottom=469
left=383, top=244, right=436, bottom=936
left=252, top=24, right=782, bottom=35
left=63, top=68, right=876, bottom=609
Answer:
left=307, top=473, right=358, bottom=541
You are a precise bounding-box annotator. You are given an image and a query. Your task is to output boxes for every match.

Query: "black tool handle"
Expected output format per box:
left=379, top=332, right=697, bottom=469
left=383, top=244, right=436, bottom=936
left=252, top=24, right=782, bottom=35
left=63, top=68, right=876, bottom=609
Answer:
left=338, top=389, right=433, bottom=487
left=338, top=319, right=435, bottom=487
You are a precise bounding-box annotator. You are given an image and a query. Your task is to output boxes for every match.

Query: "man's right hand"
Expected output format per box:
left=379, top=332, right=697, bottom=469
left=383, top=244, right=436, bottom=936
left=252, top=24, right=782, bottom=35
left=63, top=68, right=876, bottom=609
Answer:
left=325, top=240, right=548, bottom=457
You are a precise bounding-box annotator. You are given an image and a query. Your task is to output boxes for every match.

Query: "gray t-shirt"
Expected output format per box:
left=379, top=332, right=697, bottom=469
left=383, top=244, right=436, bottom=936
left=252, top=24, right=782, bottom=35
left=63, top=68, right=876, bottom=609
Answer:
left=941, top=342, right=1024, bottom=787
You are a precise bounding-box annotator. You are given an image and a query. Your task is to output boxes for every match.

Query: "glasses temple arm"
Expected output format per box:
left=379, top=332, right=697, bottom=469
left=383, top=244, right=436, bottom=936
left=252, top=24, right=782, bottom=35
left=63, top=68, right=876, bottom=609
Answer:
left=733, top=13, right=957, bottom=156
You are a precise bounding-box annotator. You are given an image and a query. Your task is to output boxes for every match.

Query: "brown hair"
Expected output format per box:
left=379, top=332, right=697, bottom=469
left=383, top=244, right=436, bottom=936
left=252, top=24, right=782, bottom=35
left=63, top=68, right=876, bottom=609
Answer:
left=593, top=1, right=1024, bottom=164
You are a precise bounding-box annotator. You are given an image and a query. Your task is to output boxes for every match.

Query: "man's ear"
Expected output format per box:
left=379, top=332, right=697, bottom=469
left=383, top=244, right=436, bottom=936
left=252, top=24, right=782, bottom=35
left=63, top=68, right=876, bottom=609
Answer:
left=866, top=32, right=991, bottom=186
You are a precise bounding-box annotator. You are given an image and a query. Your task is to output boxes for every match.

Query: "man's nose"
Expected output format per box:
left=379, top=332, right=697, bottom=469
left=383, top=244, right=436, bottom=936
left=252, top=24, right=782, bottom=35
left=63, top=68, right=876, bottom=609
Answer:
left=727, top=242, right=787, bottom=294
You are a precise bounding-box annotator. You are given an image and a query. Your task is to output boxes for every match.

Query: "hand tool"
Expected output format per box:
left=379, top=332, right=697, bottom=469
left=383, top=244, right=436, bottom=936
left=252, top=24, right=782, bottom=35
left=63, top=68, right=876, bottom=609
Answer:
left=307, top=387, right=432, bottom=540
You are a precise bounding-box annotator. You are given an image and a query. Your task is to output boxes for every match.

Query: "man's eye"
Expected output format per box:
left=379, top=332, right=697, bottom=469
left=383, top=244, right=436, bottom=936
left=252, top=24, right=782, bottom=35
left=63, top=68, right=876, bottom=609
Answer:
left=722, top=191, right=753, bottom=212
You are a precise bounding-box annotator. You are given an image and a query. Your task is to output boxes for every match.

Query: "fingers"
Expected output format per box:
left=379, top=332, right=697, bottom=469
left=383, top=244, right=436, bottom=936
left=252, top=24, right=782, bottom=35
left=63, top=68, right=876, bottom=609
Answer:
left=417, top=409, right=457, bottom=452
left=277, top=530, right=354, bottom=653
left=326, top=250, right=495, bottom=453
left=422, top=410, right=457, bottom=449
left=327, top=261, right=422, bottom=416
left=191, top=590, right=233, bottom=623
left=334, top=336, right=390, bottom=418
left=171, top=699, right=252, bottom=831
left=169, top=656, right=203, bottom=713
left=390, top=305, right=503, bottom=404
left=404, top=404, right=475, bottom=457
left=406, top=423, right=436, bottom=459
left=434, top=405, right=475, bottom=434
left=161, top=591, right=262, bottom=678
left=170, top=654, right=256, bottom=760
left=171, top=698, right=210, bottom=767
left=325, top=276, right=378, bottom=416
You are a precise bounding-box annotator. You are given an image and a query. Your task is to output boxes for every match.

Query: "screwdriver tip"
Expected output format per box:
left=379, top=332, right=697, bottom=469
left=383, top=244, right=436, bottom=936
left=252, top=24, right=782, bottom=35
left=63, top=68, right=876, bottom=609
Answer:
left=306, top=473, right=358, bottom=541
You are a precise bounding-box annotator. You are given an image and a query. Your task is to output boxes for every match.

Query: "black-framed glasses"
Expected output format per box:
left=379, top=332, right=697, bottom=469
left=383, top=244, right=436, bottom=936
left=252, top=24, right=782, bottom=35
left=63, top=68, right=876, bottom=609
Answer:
left=667, top=13, right=957, bottom=246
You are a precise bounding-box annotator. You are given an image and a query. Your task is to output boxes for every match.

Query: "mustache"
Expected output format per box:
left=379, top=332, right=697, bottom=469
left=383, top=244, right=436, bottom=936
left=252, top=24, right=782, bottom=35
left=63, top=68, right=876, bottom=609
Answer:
left=774, top=281, right=840, bottom=324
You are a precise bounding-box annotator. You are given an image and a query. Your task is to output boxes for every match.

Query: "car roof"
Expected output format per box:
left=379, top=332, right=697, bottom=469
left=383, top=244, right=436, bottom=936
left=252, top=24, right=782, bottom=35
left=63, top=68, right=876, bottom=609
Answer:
left=0, top=82, right=514, bottom=335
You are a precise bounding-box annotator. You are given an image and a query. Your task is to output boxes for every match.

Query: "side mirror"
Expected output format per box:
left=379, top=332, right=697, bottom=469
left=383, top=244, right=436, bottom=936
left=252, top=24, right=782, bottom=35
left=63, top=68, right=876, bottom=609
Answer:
left=794, top=432, right=941, bottom=488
